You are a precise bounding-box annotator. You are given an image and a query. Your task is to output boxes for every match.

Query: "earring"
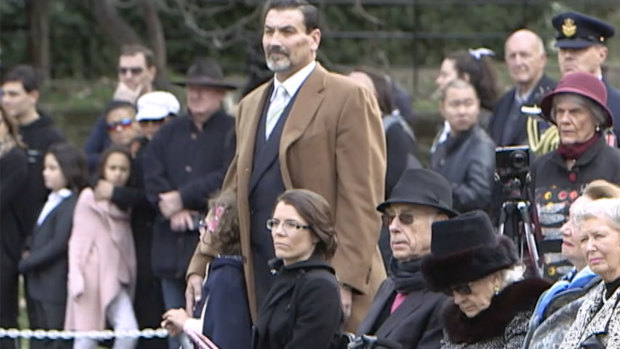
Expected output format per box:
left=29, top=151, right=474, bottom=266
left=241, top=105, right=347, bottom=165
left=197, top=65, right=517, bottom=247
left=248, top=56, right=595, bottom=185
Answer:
left=596, top=125, right=601, bottom=132
left=493, top=284, right=500, bottom=296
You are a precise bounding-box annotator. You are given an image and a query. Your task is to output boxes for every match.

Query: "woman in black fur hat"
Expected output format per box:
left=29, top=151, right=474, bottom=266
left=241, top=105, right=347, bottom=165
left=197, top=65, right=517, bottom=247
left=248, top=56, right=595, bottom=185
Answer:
left=421, top=210, right=550, bottom=348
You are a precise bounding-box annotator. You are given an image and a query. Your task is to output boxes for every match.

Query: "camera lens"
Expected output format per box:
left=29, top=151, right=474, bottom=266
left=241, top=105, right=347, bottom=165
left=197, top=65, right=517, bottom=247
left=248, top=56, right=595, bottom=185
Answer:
left=511, top=150, right=527, bottom=170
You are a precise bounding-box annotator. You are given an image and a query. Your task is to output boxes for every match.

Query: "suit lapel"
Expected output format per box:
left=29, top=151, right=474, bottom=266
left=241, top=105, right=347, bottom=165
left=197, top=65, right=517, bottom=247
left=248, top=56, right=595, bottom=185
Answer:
left=376, top=289, right=425, bottom=338
left=358, top=281, right=395, bottom=335
left=279, top=64, right=326, bottom=188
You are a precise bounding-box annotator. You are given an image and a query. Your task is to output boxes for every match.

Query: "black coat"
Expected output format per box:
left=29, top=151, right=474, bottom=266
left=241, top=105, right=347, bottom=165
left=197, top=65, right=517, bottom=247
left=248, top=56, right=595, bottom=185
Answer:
left=15, top=112, right=65, bottom=237
left=0, top=147, right=28, bottom=332
left=488, top=75, right=555, bottom=146
left=18, top=194, right=77, bottom=304
left=531, top=136, right=620, bottom=278
left=356, top=277, right=445, bottom=349
left=143, top=109, right=235, bottom=278
left=430, top=125, right=496, bottom=213
left=253, top=256, right=343, bottom=349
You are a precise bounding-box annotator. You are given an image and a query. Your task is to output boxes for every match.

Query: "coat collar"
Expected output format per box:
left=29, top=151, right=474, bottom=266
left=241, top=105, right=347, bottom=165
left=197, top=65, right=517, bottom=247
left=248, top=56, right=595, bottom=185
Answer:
left=442, top=277, right=550, bottom=344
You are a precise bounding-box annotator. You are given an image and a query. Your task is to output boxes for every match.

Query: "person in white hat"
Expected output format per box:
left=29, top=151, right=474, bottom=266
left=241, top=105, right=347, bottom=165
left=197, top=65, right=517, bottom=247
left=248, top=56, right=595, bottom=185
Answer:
left=136, top=91, right=180, bottom=140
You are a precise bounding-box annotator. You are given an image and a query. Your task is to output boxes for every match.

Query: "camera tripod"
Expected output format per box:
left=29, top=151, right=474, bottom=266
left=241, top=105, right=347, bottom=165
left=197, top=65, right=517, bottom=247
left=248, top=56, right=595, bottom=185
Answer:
left=497, top=178, right=544, bottom=278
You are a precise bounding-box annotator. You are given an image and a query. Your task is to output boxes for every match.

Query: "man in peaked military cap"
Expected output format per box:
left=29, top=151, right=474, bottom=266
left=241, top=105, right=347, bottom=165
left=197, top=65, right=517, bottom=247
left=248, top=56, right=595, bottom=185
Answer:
left=552, top=11, right=620, bottom=142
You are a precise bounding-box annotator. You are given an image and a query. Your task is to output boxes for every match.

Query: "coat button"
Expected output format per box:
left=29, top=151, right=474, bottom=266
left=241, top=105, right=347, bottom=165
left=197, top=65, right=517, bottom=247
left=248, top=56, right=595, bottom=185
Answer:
left=191, top=133, right=197, bottom=140
left=185, top=165, right=192, bottom=172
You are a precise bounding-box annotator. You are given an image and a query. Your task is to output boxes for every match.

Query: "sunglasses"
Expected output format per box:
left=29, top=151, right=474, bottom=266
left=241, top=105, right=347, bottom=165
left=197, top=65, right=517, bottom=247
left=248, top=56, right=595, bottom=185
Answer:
left=446, top=283, right=472, bottom=296
left=381, top=212, right=415, bottom=226
left=118, top=66, right=144, bottom=76
left=107, top=118, right=134, bottom=132
left=138, top=119, right=166, bottom=125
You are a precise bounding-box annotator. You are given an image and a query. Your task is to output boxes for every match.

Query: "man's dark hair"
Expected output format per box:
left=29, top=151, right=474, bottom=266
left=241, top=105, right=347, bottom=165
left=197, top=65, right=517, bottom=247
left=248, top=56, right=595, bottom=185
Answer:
left=263, top=0, right=320, bottom=32
left=3, top=64, right=42, bottom=93
left=119, top=44, right=155, bottom=67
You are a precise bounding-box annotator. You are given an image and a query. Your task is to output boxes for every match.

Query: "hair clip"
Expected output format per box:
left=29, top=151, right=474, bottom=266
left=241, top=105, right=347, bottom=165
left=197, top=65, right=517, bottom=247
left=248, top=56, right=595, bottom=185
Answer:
left=468, top=47, right=495, bottom=60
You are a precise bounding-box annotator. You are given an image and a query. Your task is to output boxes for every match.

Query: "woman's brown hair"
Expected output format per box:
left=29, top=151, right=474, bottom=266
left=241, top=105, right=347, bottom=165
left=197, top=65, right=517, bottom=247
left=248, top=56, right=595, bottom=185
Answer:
left=207, top=190, right=241, bottom=256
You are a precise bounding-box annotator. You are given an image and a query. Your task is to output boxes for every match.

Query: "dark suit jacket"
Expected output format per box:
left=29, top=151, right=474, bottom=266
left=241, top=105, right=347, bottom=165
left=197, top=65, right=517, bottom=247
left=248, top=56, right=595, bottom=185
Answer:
left=356, top=277, right=445, bottom=349
left=488, top=74, right=555, bottom=147
left=19, top=194, right=77, bottom=304
left=604, top=80, right=620, bottom=144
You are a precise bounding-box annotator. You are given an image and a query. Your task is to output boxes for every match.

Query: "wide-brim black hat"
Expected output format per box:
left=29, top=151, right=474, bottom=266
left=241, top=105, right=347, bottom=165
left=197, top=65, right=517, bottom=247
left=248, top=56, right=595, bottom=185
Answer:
left=421, top=210, right=518, bottom=292
left=376, top=168, right=458, bottom=217
left=174, top=57, right=239, bottom=90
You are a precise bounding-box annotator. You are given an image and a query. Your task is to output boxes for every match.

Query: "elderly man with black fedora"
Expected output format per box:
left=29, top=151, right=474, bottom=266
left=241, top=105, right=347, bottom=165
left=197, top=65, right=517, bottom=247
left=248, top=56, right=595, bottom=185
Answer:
left=352, top=168, right=457, bottom=349
left=143, top=57, right=237, bottom=349
left=530, top=71, right=620, bottom=281
left=552, top=11, right=620, bottom=139
left=421, top=210, right=550, bottom=349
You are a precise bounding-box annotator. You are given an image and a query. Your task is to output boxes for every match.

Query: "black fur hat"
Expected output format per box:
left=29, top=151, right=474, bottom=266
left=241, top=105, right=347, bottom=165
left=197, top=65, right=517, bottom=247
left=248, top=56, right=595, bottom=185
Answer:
left=421, top=210, right=518, bottom=292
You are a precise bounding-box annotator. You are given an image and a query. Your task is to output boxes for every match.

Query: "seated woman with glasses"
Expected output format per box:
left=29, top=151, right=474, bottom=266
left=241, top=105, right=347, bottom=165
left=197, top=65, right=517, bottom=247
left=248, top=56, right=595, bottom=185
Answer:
left=421, top=210, right=550, bottom=349
left=253, top=189, right=343, bottom=349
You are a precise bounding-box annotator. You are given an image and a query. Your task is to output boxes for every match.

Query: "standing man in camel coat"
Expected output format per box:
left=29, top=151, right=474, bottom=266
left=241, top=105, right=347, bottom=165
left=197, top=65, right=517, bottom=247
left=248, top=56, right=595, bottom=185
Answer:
left=186, top=0, right=386, bottom=331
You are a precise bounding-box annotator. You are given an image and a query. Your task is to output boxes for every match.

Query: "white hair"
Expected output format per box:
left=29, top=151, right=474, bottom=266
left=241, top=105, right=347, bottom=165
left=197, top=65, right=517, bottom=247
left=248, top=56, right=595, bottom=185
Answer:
left=573, top=198, right=620, bottom=232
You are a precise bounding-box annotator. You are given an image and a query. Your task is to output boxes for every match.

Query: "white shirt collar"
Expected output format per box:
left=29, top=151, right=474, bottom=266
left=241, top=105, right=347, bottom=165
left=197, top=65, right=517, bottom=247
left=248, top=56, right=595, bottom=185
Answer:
left=272, top=61, right=316, bottom=101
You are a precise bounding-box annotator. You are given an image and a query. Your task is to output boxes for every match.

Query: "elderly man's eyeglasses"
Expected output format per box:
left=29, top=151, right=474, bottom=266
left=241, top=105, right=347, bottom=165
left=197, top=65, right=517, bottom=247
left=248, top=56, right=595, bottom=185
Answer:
left=381, top=212, right=415, bottom=226
left=266, top=218, right=310, bottom=232
left=447, top=283, right=472, bottom=296
left=107, top=118, right=134, bottom=132
left=118, top=67, right=144, bottom=76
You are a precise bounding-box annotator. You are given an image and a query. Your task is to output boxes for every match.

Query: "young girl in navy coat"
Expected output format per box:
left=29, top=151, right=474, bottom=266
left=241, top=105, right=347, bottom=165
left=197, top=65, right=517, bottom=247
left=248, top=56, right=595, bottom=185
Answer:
left=19, top=143, right=89, bottom=349
left=161, top=191, right=252, bottom=349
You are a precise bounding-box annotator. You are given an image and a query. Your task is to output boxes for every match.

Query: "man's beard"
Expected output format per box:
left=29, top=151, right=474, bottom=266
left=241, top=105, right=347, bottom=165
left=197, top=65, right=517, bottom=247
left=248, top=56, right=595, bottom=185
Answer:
left=265, top=45, right=291, bottom=73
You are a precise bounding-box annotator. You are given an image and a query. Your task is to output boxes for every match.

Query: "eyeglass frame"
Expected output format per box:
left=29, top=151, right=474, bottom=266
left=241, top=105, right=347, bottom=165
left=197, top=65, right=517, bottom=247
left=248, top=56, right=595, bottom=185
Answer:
left=266, top=218, right=311, bottom=232
left=446, top=283, right=472, bottom=296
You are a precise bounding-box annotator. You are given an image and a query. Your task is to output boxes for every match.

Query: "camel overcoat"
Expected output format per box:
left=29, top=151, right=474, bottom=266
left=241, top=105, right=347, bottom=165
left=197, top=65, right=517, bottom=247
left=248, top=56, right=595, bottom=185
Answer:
left=188, top=63, right=386, bottom=330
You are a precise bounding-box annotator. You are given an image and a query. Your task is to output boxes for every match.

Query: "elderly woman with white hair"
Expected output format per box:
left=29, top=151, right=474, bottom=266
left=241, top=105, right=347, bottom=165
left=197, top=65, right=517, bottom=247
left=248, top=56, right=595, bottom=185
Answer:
left=559, top=198, right=620, bottom=348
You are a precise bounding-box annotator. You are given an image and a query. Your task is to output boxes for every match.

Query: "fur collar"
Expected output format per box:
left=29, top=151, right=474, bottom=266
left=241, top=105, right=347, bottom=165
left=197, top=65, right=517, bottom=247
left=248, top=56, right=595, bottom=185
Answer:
left=442, top=277, right=550, bottom=344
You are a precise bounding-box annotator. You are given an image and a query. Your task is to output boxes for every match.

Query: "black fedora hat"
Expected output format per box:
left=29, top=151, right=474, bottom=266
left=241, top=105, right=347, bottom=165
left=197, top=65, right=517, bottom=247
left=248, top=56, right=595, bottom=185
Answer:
left=421, top=210, right=518, bottom=292
left=377, top=168, right=458, bottom=217
left=174, top=57, right=239, bottom=90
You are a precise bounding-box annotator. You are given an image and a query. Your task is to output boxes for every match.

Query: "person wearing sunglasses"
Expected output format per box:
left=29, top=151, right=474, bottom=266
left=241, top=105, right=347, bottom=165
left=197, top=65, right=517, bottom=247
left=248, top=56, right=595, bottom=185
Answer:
left=84, top=44, right=157, bottom=173
left=421, top=210, right=550, bottom=349
left=352, top=168, right=457, bottom=349
left=253, top=189, right=342, bottom=349
left=135, top=91, right=180, bottom=141
left=104, top=100, right=140, bottom=149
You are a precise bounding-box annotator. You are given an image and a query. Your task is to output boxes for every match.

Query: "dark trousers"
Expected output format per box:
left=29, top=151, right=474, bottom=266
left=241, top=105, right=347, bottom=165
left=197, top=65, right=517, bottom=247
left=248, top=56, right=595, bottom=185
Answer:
left=26, top=298, right=72, bottom=349
left=0, top=255, right=19, bottom=349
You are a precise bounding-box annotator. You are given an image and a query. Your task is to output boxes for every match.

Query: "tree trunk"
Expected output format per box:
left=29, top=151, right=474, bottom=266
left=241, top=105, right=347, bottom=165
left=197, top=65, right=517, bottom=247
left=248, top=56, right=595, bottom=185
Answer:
left=26, top=0, right=51, bottom=78
left=91, top=0, right=142, bottom=47
left=137, top=0, right=170, bottom=89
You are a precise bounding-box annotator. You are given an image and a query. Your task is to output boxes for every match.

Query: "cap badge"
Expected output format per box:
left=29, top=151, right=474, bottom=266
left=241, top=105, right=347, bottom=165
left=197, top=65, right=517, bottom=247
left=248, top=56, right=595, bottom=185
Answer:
left=562, top=18, right=577, bottom=37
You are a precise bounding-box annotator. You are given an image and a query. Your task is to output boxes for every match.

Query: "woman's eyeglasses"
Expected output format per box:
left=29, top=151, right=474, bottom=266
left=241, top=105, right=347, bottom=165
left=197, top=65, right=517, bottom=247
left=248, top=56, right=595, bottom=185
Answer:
left=447, top=283, right=472, bottom=296
left=266, top=218, right=310, bottom=232
left=381, top=212, right=415, bottom=226
left=118, top=67, right=144, bottom=76
left=107, top=118, right=134, bottom=132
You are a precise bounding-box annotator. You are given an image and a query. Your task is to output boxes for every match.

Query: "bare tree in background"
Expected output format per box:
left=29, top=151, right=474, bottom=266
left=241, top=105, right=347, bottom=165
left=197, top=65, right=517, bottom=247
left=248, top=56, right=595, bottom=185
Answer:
left=26, top=0, right=51, bottom=78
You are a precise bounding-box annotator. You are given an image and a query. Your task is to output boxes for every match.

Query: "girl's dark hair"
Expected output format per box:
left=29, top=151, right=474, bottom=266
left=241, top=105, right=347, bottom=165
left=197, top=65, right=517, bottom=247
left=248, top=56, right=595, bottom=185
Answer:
left=445, top=50, right=498, bottom=111
left=45, top=143, right=89, bottom=193
left=350, top=68, right=394, bottom=115
left=275, top=189, right=338, bottom=260
left=96, top=146, right=132, bottom=181
left=0, top=105, right=25, bottom=148
left=207, top=191, right=240, bottom=255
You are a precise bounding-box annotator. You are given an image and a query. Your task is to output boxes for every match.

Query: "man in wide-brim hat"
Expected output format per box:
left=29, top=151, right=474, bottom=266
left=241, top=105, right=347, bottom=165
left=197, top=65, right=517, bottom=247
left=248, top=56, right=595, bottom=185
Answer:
left=174, top=58, right=239, bottom=90
left=353, top=168, right=457, bottom=349
left=143, top=57, right=237, bottom=349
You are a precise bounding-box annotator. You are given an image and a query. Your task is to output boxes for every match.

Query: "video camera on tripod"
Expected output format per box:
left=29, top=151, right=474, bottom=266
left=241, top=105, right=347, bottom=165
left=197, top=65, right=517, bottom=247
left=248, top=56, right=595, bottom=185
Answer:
left=494, top=146, right=544, bottom=277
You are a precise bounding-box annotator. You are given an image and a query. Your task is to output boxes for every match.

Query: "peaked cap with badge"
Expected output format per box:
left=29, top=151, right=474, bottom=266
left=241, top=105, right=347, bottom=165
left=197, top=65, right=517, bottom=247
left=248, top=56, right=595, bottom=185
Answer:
left=552, top=11, right=615, bottom=49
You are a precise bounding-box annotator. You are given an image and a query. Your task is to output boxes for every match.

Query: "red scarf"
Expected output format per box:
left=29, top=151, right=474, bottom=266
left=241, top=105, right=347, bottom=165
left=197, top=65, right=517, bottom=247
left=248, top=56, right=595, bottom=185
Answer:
left=556, top=133, right=599, bottom=160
